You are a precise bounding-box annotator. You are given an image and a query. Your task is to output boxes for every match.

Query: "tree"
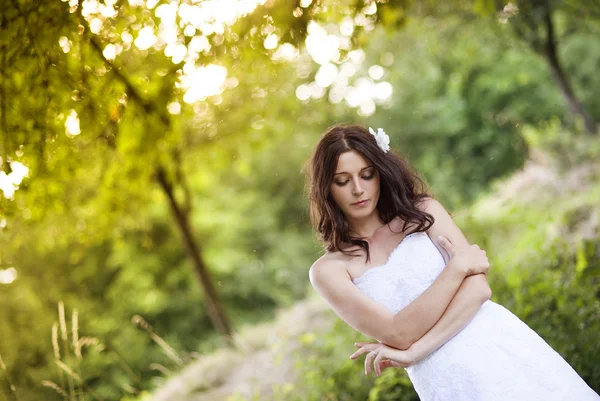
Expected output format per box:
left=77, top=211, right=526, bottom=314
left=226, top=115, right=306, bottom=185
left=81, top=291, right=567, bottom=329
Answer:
left=494, top=0, right=598, bottom=134
left=0, top=0, right=364, bottom=342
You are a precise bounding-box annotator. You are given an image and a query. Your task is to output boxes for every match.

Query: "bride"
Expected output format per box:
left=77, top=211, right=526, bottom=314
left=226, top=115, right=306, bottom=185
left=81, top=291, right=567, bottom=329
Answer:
left=306, top=123, right=599, bottom=400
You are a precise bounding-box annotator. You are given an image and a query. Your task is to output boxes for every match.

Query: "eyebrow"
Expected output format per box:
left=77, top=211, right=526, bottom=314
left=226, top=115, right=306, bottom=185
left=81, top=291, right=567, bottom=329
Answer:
left=334, top=166, right=374, bottom=176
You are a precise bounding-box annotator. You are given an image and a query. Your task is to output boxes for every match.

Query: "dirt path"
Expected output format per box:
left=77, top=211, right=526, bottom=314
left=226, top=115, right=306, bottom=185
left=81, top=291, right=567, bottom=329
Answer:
left=148, top=296, right=335, bottom=401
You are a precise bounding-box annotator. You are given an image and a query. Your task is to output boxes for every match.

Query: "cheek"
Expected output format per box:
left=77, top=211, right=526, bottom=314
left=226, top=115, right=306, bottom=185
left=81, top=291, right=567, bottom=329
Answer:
left=330, top=186, right=348, bottom=205
left=370, top=178, right=381, bottom=195
left=332, top=185, right=344, bottom=195
left=329, top=186, right=340, bottom=202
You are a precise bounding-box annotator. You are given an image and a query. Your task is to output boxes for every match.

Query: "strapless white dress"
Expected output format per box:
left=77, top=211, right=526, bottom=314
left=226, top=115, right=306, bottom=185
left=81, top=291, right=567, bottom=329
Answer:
left=352, top=231, right=599, bottom=401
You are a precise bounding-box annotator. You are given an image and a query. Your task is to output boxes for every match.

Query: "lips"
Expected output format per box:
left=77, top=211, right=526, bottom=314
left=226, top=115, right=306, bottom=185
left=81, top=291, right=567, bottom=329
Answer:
left=352, top=199, right=369, bottom=206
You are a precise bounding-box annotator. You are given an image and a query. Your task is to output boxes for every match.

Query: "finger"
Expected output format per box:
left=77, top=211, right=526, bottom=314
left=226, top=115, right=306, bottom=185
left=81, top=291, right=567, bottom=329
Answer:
left=365, top=350, right=378, bottom=375
left=350, top=345, right=374, bottom=360
left=374, top=352, right=384, bottom=376
left=380, top=359, right=401, bottom=371
left=349, top=348, right=366, bottom=359
left=380, top=359, right=394, bottom=371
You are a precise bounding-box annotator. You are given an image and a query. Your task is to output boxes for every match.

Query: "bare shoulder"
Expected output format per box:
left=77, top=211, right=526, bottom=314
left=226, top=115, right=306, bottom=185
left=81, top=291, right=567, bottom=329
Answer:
left=380, top=198, right=441, bottom=235
left=415, top=197, right=457, bottom=228
left=307, top=250, right=400, bottom=346
left=309, top=252, right=348, bottom=287
left=415, top=196, right=444, bottom=213
left=416, top=196, right=472, bottom=259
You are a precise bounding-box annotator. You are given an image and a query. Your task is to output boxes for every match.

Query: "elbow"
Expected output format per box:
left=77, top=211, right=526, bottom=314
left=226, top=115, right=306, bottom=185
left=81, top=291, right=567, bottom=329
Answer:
left=468, top=274, right=492, bottom=303
left=382, top=331, right=414, bottom=351
left=479, top=282, right=492, bottom=303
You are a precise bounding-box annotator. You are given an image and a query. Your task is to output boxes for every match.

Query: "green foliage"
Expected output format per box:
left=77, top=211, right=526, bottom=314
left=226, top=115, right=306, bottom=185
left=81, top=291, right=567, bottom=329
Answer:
left=521, top=119, right=600, bottom=170
left=273, top=319, right=375, bottom=401
left=1, top=0, right=599, bottom=399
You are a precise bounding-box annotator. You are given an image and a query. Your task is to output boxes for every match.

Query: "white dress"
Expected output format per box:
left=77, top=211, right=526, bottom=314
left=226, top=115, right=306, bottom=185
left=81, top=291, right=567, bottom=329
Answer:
left=352, top=231, right=600, bottom=401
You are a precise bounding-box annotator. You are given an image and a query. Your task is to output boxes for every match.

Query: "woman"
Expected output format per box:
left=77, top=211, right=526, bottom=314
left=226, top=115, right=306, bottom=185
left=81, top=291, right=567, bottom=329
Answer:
left=306, top=123, right=599, bottom=400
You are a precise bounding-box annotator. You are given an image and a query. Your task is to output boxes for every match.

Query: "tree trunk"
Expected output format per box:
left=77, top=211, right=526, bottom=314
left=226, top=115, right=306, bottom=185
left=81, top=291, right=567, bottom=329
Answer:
left=155, top=167, right=234, bottom=345
left=542, top=6, right=597, bottom=135
left=86, top=31, right=235, bottom=344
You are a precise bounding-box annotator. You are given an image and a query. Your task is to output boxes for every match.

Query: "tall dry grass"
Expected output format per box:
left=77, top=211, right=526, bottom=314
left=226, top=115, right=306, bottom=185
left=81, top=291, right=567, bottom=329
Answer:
left=40, top=301, right=195, bottom=400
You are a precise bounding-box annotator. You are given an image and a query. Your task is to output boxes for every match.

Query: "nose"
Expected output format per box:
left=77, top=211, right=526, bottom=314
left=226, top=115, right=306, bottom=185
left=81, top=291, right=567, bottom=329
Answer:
left=351, top=177, right=364, bottom=196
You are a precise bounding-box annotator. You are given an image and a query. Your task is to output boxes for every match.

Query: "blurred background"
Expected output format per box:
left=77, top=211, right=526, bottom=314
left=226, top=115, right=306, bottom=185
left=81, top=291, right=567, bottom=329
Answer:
left=1, top=0, right=599, bottom=400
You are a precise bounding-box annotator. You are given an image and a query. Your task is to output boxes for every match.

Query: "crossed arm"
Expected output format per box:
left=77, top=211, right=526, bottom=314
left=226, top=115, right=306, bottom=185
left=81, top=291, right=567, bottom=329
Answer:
left=352, top=273, right=491, bottom=371
left=310, top=198, right=491, bottom=352
left=379, top=255, right=489, bottom=349
left=380, top=198, right=491, bottom=350
left=379, top=199, right=492, bottom=355
left=405, top=272, right=491, bottom=362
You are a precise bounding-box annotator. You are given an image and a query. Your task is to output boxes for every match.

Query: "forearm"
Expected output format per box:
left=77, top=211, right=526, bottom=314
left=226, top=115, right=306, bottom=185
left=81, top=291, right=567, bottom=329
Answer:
left=387, top=262, right=466, bottom=349
left=409, top=274, right=491, bottom=361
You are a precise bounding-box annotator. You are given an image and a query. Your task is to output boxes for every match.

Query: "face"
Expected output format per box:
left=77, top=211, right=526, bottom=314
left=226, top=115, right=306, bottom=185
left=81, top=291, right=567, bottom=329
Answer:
left=330, top=150, right=380, bottom=219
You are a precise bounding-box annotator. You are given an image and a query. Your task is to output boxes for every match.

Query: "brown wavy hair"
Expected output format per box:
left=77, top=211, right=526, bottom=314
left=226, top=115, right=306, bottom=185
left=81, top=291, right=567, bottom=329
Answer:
left=304, top=123, right=435, bottom=263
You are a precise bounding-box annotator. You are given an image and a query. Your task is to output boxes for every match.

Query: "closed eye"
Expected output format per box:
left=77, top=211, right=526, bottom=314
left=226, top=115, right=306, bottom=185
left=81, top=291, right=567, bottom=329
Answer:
left=335, top=174, right=375, bottom=186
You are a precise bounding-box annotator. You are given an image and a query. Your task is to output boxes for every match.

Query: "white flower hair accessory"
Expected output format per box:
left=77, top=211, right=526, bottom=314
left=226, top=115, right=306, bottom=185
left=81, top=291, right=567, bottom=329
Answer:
left=368, top=127, right=390, bottom=153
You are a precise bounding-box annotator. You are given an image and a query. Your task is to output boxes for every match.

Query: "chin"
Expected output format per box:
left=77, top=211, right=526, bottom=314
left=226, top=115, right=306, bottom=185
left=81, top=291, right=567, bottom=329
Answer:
left=350, top=207, right=375, bottom=218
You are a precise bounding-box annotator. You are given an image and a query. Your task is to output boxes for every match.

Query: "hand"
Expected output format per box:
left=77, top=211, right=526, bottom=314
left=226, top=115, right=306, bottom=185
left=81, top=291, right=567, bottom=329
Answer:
left=349, top=341, right=417, bottom=376
left=438, top=236, right=490, bottom=276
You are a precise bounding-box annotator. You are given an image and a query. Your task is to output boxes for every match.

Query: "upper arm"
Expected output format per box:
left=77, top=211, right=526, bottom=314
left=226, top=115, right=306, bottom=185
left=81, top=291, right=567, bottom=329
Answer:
left=418, top=197, right=491, bottom=295
left=309, top=259, right=399, bottom=345
left=417, top=197, right=472, bottom=265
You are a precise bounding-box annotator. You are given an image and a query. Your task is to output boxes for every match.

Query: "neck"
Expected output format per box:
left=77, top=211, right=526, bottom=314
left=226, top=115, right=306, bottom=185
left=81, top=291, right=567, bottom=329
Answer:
left=347, top=213, right=386, bottom=239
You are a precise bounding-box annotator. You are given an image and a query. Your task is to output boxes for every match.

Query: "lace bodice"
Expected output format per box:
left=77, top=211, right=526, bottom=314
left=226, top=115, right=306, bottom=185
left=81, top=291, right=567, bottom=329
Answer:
left=352, top=231, right=445, bottom=314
